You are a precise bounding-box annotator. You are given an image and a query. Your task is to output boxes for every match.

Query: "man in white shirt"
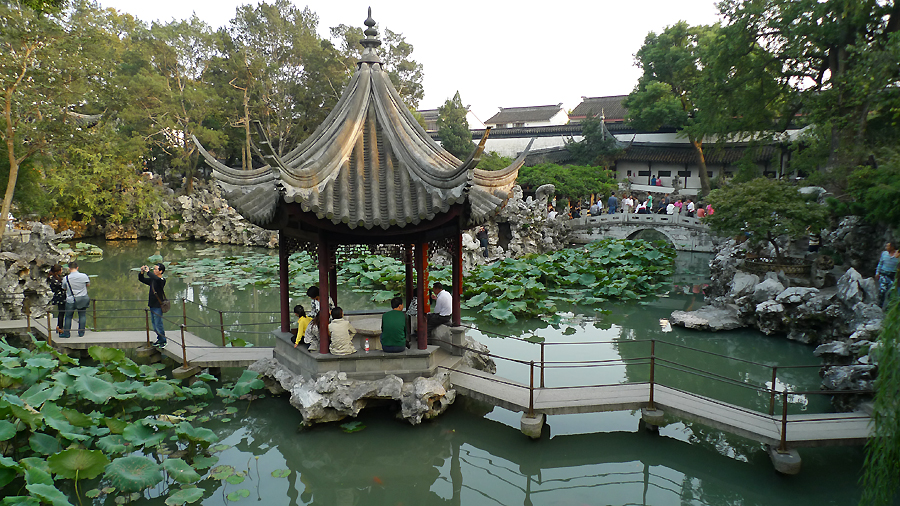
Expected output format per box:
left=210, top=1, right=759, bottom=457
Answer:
left=686, top=199, right=696, bottom=217
left=666, top=202, right=676, bottom=215
left=426, top=282, right=453, bottom=340
left=60, top=261, right=90, bottom=338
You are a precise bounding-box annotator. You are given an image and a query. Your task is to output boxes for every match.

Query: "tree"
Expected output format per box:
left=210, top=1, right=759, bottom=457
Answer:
left=625, top=22, right=719, bottom=196
left=477, top=152, right=514, bottom=171
left=437, top=91, right=474, bottom=160
left=517, top=163, right=618, bottom=204
left=704, top=179, right=828, bottom=262
left=718, top=0, right=900, bottom=175
left=566, top=116, right=625, bottom=167
left=0, top=2, right=106, bottom=242
left=859, top=297, right=900, bottom=506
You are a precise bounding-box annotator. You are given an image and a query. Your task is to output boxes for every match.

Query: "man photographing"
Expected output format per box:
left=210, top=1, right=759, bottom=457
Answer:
left=139, top=263, right=167, bottom=348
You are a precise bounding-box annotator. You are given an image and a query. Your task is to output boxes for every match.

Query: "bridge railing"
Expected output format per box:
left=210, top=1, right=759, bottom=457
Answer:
left=451, top=324, right=872, bottom=451
left=571, top=212, right=708, bottom=229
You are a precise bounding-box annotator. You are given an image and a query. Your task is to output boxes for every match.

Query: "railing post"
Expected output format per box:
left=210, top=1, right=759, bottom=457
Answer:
left=92, top=299, right=97, bottom=330
left=46, top=311, right=52, bottom=346
left=779, top=390, right=789, bottom=453
left=180, top=324, right=188, bottom=369
left=540, top=342, right=545, bottom=388
left=182, top=298, right=187, bottom=327
left=145, top=308, right=151, bottom=345
left=769, top=367, right=778, bottom=415
left=25, top=307, right=31, bottom=333
left=219, top=310, right=226, bottom=347
left=528, top=360, right=535, bottom=417
left=648, top=339, right=656, bottom=410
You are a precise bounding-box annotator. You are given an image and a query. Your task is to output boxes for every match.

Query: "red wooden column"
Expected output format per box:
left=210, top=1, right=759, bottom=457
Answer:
left=404, top=244, right=414, bottom=306
left=317, top=235, right=330, bottom=354
left=415, top=241, right=427, bottom=350
left=329, top=267, right=338, bottom=308
left=451, top=232, right=462, bottom=326
left=278, top=231, right=291, bottom=333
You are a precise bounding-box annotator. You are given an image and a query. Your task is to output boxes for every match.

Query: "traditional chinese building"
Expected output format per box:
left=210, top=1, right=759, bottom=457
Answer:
left=195, top=10, right=528, bottom=369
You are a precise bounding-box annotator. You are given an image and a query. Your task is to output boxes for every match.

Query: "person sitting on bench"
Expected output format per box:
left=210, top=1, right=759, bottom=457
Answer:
left=381, top=297, right=408, bottom=353
left=426, top=282, right=452, bottom=341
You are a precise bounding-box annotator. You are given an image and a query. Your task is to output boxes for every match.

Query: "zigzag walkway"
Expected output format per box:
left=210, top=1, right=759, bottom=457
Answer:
left=0, top=319, right=273, bottom=368
left=448, top=365, right=872, bottom=449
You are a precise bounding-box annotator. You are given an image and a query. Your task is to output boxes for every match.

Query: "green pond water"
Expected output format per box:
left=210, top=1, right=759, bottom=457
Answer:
left=70, top=239, right=872, bottom=505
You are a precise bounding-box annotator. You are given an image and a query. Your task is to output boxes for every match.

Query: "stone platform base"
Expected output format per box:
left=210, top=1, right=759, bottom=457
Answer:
left=274, top=331, right=462, bottom=381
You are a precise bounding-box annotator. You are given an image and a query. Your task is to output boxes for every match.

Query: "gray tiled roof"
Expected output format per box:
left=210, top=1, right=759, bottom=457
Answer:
left=484, top=104, right=564, bottom=125
left=569, top=96, right=629, bottom=121
left=198, top=44, right=528, bottom=231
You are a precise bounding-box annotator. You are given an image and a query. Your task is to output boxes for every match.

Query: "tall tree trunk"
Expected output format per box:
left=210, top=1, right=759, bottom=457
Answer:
left=0, top=137, right=18, bottom=246
left=691, top=139, right=711, bottom=196
left=243, top=85, right=251, bottom=170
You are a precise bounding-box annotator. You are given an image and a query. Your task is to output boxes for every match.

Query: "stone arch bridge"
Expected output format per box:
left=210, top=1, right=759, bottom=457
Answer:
left=569, top=213, right=715, bottom=252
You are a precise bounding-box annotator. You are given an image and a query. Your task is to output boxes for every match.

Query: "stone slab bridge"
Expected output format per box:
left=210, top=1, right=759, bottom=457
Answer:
left=569, top=213, right=715, bottom=252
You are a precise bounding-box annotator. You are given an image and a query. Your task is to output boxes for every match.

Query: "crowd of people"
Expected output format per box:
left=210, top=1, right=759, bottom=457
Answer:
left=548, top=192, right=715, bottom=219
left=291, top=282, right=455, bottom=356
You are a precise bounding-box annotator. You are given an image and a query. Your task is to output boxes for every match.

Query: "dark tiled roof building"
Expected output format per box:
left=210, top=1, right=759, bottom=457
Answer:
left=484, top=104, right=567, bottom=128
left=568, top=95, right=628, bottom=123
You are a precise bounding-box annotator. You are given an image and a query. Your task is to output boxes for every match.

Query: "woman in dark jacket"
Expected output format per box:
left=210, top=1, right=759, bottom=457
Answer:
left=47, top=264, right=66, bottom=333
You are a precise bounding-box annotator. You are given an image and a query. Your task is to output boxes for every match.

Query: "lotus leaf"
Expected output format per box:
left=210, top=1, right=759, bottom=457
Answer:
left=24, top=357, right=57, bottom=370
left=0, top=468, right=16, bottom=489
left=209, top=465, right=235, bottom=480
left=48, top=449, right=109, bottom=480
left=105, top=456, right=163, bottom=492
left=89, top=346, right=126, bottom=364
left=271, top=469, right=291, bottom=478
left=162, top=458, right=202, bottom=484
left=122, top=423, right=166, bottom=448
left=84, top=489, right=101, bottom=498
left=175, top=421, right=218, bottom=446
left=2, top=496, right=40, bottom=505
left=0, top=420, right=15, bottom=441
left=74, top=375, right=117, bottom=404
left=340, top=421, right=366, bottom=433
left=66, top=366, right=99, bottom=377
left=103, top=417, right=128, bottom=434
left=226, top=474, right=245, bottom=485
left=29, top=432, right=60, bottom=455
left=191, top=455, right=218, bottom=469
left=25, top=483, right=75, bottom=506
left=96, top=434, right=129, bottom=454
left=231, top=371, right=263, bottom=397
left=165, top=487, right=205, bottom=506
left=10, top=405, right=43, bottom=431
left=24, top=467, right=53, bottom=486
left=18, top=457, right=49, bottom=474
left=226, top=489, right=250, bottom=502
left=20, top=384, right=65, bottom=408
left=137, top=382, right=177, bottom=401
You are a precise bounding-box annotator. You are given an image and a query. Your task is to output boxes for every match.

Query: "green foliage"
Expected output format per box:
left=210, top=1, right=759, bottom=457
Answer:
left=565, top=116, right=625, bottom=167
left=859, top=298, right=900, bottom=505
left=845, top=151, right=900, bottom=231
left=477, top=152, right=514, bottom=171
left=518, top=163, right=617, bottom=201
left=437, top=91, right=475, bottom=160
left=705, top=178, right=828, bottom=261
left=0, top=334, right=265, bottom=504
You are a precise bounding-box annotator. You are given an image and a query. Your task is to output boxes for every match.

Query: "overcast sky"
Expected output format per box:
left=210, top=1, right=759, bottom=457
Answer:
left=98, top=0, right=722, bottom=122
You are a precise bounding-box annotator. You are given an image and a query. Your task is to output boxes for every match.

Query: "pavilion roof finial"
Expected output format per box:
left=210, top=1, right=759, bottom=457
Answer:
left=358, top=7, right=382, bottom=65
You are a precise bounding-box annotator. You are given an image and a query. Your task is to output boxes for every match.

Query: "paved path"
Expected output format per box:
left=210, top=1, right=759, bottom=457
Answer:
left=1, top=319, right=273, bottom=368
left=448, top=366, right=871, bottom=449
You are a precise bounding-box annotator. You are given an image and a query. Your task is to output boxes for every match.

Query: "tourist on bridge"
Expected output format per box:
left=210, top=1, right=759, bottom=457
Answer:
left=589, top=200, right=601, bottom=216
left=47, top=264, right=66, bottom=335
left=696, top=204, right=707, bottom=218
left=139, top=263, right=167, bottom=348
left=607, top=193, right=618, bottom=214
left=381, top=297, right=408, bottom=353
left=427, top=282, right=452, bottom=340
left=60, top=261, right=90, bottom=339
left=623, top=195, right=634, bottom=214
left=666, top=201, right=676, bottom=215
left=875, top=242, right=899, bottom=308
left=686, top=199, right=696, bottom=217
left=328, top=307, right=357, bottom=355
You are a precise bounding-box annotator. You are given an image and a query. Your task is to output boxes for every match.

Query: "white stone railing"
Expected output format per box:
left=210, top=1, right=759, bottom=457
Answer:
left=570, top=213, right=709, bottom=231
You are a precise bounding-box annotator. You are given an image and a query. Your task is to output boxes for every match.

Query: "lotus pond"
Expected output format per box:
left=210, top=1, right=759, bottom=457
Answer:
left=0, top=239, right=877, bottom=505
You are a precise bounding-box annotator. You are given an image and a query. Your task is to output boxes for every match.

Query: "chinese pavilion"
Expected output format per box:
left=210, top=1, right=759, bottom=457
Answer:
left=195, top=9, right=529, bottom=358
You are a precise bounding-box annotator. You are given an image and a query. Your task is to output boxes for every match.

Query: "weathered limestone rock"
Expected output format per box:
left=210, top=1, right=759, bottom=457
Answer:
left=0, top=224, right=71, bottom=320
left=775, top=287, right=819, bottom=305
left=755, top=300, right=785, bottom=335
left=813, top=341, right=851, bottom=358
left=670, top=305, right=742, bottom=331
left=729, top=272, right=759, bottom=299
left=250, top=358, right=458, bottom=426
left=836, top=268, right=865, bottom=306
left=752, top=277, right=785, bottom=303
left=461, top=336, right=497, bottom=374
left=821, top=365, right=876, bottom=391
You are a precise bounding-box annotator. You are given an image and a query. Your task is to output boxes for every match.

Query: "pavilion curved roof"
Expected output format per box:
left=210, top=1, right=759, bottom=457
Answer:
left=196, top=10, right=530, bottom=232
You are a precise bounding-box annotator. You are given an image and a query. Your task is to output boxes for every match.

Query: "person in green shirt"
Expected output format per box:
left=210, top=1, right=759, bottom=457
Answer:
left=381, top=297, right=408, bottom=353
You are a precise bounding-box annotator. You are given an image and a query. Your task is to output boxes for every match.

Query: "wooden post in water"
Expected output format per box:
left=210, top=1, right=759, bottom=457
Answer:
left=779, top=390, right=789, bottom=453
left=145, top=309, right=150, bottom=345
left=529, top=360, right=535, bottom=417
left=92, top=300, right=97, bottom=330
left=46, top=312, right=52, bottom=346
left=219, top=311, right=226, bottom=346
left=180, top=324, right=188, bottom=368
left=182, top=298, right=187, bottom=327
left=540, top=342, right=545, bottom=388
left=648, top=340, right=656, bottom=410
